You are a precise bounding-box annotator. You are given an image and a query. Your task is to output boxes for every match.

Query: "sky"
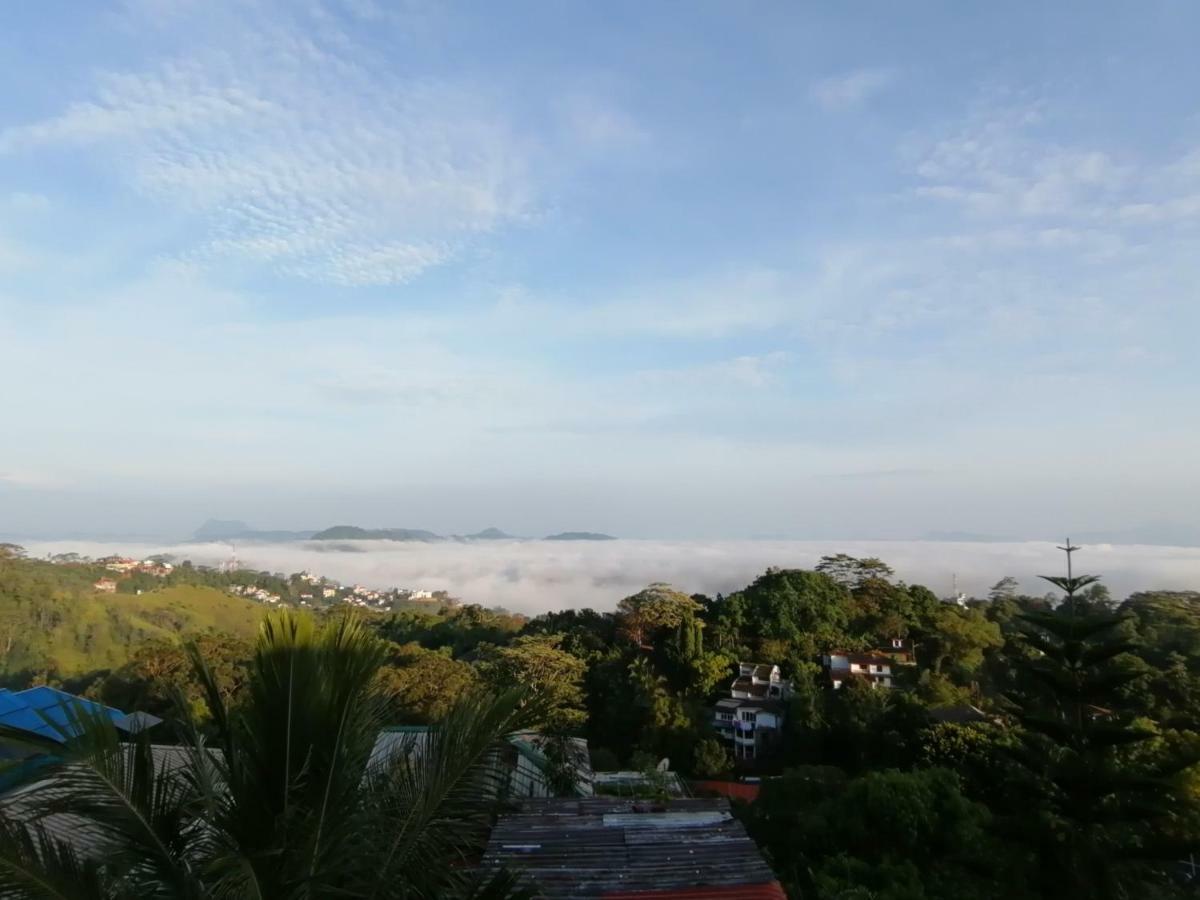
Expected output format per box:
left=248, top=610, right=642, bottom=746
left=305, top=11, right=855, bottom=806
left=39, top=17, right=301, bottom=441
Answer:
left=2, top=1, right=1200, bottom=542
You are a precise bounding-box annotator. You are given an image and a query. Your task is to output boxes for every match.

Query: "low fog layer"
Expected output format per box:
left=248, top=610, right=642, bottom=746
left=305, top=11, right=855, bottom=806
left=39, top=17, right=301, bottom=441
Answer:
left=20, top=539, right=1200, bottom=615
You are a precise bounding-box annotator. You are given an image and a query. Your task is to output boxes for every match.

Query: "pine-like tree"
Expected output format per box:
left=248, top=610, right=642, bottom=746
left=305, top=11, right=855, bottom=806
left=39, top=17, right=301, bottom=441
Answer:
left=1002, top=541, right=1195, bottom=898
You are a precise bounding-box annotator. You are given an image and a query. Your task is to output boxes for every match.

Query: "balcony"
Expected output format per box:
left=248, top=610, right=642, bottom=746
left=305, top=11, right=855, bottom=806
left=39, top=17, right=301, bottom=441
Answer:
left=734, top=732, right=756, bottom=745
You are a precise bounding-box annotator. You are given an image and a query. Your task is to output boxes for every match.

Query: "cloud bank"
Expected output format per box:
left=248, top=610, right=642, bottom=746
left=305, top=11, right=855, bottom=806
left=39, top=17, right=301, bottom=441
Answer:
left=22, top=539, right=1200, bottom=616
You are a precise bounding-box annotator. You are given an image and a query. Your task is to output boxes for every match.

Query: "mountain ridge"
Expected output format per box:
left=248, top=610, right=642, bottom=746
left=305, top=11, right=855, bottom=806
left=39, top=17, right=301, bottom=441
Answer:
left=192, top=521, right=618, bottom=543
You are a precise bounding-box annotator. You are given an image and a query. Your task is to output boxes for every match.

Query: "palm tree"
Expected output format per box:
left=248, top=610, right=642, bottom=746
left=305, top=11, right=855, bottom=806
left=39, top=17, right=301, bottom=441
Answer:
left=0, top=612, right=541, bottom=899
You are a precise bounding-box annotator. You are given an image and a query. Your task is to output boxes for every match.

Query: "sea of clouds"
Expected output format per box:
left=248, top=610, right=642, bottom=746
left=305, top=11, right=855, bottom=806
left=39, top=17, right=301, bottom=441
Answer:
left=19, top=539, right=1200, bottom=615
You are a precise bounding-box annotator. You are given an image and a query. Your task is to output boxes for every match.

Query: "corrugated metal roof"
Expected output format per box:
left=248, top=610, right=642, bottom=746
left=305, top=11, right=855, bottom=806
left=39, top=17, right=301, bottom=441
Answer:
left=480, top=798, right=782, bottom=899
left=602, top=885, right=786, bottom=899
left=0, top=688, right=128, bottom=744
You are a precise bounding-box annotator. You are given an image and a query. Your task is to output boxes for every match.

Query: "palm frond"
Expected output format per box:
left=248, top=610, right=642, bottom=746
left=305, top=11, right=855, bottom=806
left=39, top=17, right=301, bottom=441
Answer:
left=0, top=816, right=105, bottom=900
left=366, top=687, right=541, bottom=899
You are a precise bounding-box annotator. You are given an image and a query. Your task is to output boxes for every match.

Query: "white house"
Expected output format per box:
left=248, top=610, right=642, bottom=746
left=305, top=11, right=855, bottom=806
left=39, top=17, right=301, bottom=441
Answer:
left=822, top=652, right=896, bottom=689
left=713, top=662, right=792, bottom=761
left=729, top=662, right=791, bottom=701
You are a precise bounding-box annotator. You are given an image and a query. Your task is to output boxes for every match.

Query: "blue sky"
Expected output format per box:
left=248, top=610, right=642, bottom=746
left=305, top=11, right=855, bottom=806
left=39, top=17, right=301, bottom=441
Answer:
left=2, top=0, right=1199, bottom=540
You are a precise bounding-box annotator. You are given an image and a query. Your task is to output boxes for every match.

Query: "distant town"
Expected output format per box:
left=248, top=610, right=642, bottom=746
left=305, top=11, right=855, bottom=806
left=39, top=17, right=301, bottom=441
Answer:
left=45, top=551, right=456, bottom=611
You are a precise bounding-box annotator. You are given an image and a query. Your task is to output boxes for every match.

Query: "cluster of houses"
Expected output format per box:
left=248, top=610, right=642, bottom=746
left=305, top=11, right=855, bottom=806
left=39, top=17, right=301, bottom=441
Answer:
left=292, top=575, right=442, bottom=609
left=99, top=556, right=173, bottom=576
left=90, top=556, right=174, bottom=592
left=77, top=557, right=447, bottom=611
left=712, top=639, right=919, bottom=762
left=229, top=584, right=285, bottom=605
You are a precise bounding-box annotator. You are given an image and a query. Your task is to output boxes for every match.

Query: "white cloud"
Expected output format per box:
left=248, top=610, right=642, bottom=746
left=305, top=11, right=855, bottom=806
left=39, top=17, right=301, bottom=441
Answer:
left=0, top=470, right=66, bottom=489
left=810, top=68, right=895, bottom=110
left=2, top=192, right=51, bottom=214
left=0, top=6, right=533, bottom=286
left=19, top=538, right=1200, bottom=614
left=561, top=95, right=649, bottom=151
left=908, top=100, right=1200, bottom=227
left=0, top=237, right=34, bottom=274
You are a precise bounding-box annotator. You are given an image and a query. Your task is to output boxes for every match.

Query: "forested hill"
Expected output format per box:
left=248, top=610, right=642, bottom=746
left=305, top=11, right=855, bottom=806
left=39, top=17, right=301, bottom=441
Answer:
left=3, top=541, right=1200, bottom=895
left=0, top=551, right=263, bottom=683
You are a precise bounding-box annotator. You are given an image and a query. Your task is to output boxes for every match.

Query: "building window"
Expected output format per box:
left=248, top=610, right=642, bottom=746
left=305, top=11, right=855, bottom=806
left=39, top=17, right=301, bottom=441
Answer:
left=741, top=712, right=757, bottom=724
left=893, top=638, right=903, bottom=649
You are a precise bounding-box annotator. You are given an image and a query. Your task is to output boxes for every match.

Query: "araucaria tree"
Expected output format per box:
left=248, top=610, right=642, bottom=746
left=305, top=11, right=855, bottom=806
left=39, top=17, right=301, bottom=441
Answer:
left=1002, top=541, right=1196, bottom=899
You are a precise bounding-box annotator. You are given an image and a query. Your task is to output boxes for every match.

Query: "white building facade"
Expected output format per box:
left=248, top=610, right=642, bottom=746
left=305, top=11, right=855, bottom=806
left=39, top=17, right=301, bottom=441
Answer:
left=713, top=662, right=792, bottom=761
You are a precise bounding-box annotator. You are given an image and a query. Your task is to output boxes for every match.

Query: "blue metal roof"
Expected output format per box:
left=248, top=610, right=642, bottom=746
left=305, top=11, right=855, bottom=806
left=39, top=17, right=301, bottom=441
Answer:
left=0, top=687, right=127, bottom=743
left=0, top=690, right=27, bottom=716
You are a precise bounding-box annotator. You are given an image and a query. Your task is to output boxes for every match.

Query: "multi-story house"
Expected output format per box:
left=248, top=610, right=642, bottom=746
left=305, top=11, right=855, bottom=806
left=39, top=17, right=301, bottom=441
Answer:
left=822, top=652, right=897, bottom=689
left=881, top=637, right=915, bottom=665
left=713, top=662, right=792, bottom=761
left=823, top=639, right=916, bottom=689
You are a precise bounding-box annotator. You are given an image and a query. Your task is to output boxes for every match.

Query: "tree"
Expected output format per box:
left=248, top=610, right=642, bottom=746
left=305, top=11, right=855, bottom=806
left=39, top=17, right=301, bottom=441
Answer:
left=989, top=576, right=1020, bottom=603
left=616, top=583, right=701, bottom=646
left=478, top=633, right=586, bottom=731
left=847, top=576, right=918, bottom=645
left=376, top=641, right=480, bottom=724
left=919, top=605, right=1002, bottom=685
left=701, top=592, right=747, bottom=653
left=692, top=738, right=730, bottom=778
left=999, top=545, right=1197, bottom=898
left=815, top=554, right=895, bottom=589
left=744, top=766, right=1012, bottom=899
left=96, top=633, right=253, bottom=723
left=520, top=608, right=617, bottom=659
left=0, top=611, right=540, bottom=898
left=625, top=655, right=694, bottom=765
left=726, top=568, right=850, bottom=658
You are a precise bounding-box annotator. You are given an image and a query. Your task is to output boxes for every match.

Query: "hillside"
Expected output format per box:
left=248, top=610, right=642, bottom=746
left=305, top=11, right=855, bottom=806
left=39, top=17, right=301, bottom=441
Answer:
left=544, top=531, right=617, bottom=541
left=0, top=556, right=264, bottom=680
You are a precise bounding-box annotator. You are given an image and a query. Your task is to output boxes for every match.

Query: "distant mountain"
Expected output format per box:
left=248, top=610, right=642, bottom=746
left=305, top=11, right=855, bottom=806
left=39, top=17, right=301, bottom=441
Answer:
left=543, top=531, right=617, bottom=541
left=310, top=526, right=444, bottom=542
left=192, top=520, right=315, bottom=542
left=463, top=527, right=516, bottom=540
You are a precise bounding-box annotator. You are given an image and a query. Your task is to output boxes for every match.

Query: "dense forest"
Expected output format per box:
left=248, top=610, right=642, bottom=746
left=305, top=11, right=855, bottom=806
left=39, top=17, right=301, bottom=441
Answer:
left=2, top=541, right=1198, bottom=898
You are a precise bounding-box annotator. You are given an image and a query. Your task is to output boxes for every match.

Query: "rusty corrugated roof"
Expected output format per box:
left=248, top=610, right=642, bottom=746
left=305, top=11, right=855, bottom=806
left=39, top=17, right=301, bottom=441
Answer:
left=480, top=798, right=782, bottom=899
left=602, top=885, right=787, bottom=899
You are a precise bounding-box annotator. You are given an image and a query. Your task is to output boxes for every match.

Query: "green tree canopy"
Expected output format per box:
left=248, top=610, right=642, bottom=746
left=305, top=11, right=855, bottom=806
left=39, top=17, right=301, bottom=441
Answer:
left=724, top=568, right=850, bottom=657
left=376, top=641, right=480, bottom=724
left=616, top=583, right=701, bottom=645
left=478, top=633, right=586, bottom=731
left=745, top=766, right=1011, bottom=899
left=1001, top=563, right=1197, bottom=898
left=815, top=554, right=896, bottom=589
